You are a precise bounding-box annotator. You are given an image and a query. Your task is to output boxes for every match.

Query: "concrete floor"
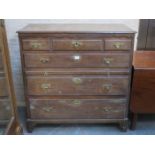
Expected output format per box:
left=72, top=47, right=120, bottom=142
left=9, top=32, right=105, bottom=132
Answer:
left=18, top=108, right=155, bottom=135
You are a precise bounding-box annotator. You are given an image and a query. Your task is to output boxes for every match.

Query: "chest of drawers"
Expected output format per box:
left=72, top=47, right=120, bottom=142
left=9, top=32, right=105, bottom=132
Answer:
left=18, top=24, right=135, bottom=132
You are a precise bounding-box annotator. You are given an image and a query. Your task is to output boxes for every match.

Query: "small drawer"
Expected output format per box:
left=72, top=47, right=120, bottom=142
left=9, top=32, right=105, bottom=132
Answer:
left=105, top=38, right=132, bottom=51
left=22, top=38, right=50, bottom=51
left=26, top=75, right=129, bottom=96
left=0, top=77, right=8, bottom=97
left=52, top=39, right=103, bottom=51
left=0, top=99, right=11, bottom=120
left=29, top=98, right=126, bottom=119
left=24, top=53, right=130, bottom=68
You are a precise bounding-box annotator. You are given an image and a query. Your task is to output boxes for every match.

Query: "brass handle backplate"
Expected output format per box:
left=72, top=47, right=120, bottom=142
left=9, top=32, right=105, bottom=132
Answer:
left=31, top=42, right=41, bottom=48
left=41, top=83, right=51, bottom=89
left=113, top=42, right=124, bottom=49
left=103, top=57, right=113, bottom=65
left=72, top=41, right=82, bottom=48
left=103, top=107, right=111, bottom=112
left=102, top=107, right=120, bottom=113
left=40, top=58, right=50, bottom=63
left=72, top=77, right=83, bottom=85
left=102, top=84, right=112, bottom=92
left=72, top=100, right=81, bottom=105
left=43, top=107, right=53, bottom=112
left=95, top=106, right=120, bottom=113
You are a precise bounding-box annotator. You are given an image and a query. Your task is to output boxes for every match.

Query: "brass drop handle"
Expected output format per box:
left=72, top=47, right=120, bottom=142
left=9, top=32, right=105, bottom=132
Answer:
left=72, top=77, right=83, bottom=85
left=31, top=42, right=41, bottom=48
left=72, top=100, right=81, bottom=105
left=43, top=71, right=48, bottom=76
left=103, top=58, right=113, bottom=65
left=102, top=84, right=112, bottom=92
left=103, top=107, right=111, bottom=112
left=72, top=41, right=82, bottom=48
left=43, top=107, right=53, bottom=112
left=113, top=42, right=124, bottom=49
left=40, top=58, right=50, bottom=63
left=102, top=107, right=120, bottom=113
left=41, top=83, right=51, bottom=89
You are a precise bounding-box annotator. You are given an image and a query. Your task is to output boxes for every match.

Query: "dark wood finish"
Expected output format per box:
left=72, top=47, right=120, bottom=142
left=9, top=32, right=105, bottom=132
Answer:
left=137, top=19, right=149, bottom=50
left=105, top=38, right=132, bottom=51
left=22, top=38, right=50, bottom=51
left=145, top=20, right=155, bottom=50
left=130, top=51, right=155, bottom=130
left=18, top=24, right=135, bottom=132
left=26, top=75, right=129, bottom=96
left=133, top=51, right=155, bottom=68
left=52, top=39, right=103, bottom=51
left=0, top=19, right=22, bottom=134
left=29, top=98, right=126, bottom=119
left=137, top=19, right=155, bottom=50
left=24, top=53, right=130, bottom=68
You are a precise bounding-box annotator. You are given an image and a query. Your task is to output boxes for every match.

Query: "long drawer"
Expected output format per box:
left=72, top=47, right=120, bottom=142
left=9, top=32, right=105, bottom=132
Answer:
left=24, top=53, right=130, bottom=68
left=0, top=99, right=11, bottom=120
left=29, top=98, right=126, bottom=119
left=26, top=75, right=129, bottom=96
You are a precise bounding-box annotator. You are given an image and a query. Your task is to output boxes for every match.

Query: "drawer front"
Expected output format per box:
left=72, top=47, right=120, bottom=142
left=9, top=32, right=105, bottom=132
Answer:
left=22, top=38, right=50, bottom=51
left=0, top=99, right=11, bottom=120
left=24, top=53, right=130, bottom=68
left=27, top=75, right=129, bottom=96
left=0, top=77, right=8, bottom=97
left=105, top=39, right=132, bottom=51
left=29, top=98, right=126, bottom=119
left=52, top=39, right=103, bottom=51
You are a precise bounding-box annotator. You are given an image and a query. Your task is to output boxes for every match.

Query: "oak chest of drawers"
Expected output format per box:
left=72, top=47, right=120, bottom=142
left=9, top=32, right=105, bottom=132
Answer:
left=18, top=24, right=135, bottom=132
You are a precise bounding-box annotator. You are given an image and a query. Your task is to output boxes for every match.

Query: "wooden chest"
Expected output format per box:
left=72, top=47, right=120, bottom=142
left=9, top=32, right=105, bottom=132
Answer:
left=130, top=51, right=155, bottom=129
left=18, top=24, right=135, bottom=132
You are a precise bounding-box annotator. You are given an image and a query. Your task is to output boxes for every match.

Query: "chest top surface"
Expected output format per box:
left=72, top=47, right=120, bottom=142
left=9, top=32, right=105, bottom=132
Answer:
left=18, top=24, right=135, bottom=34
left=133, top=51, right=155, bottom=69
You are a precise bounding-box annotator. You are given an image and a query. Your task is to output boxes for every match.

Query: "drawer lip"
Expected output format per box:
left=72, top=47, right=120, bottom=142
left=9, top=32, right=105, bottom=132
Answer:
left=23, top=52, right=131, bottom=69
left=29, top=98, right=127, bottom=119
left=25, top=69, right=131, bottom=75
left=29, top=97, right=128, bottom=102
